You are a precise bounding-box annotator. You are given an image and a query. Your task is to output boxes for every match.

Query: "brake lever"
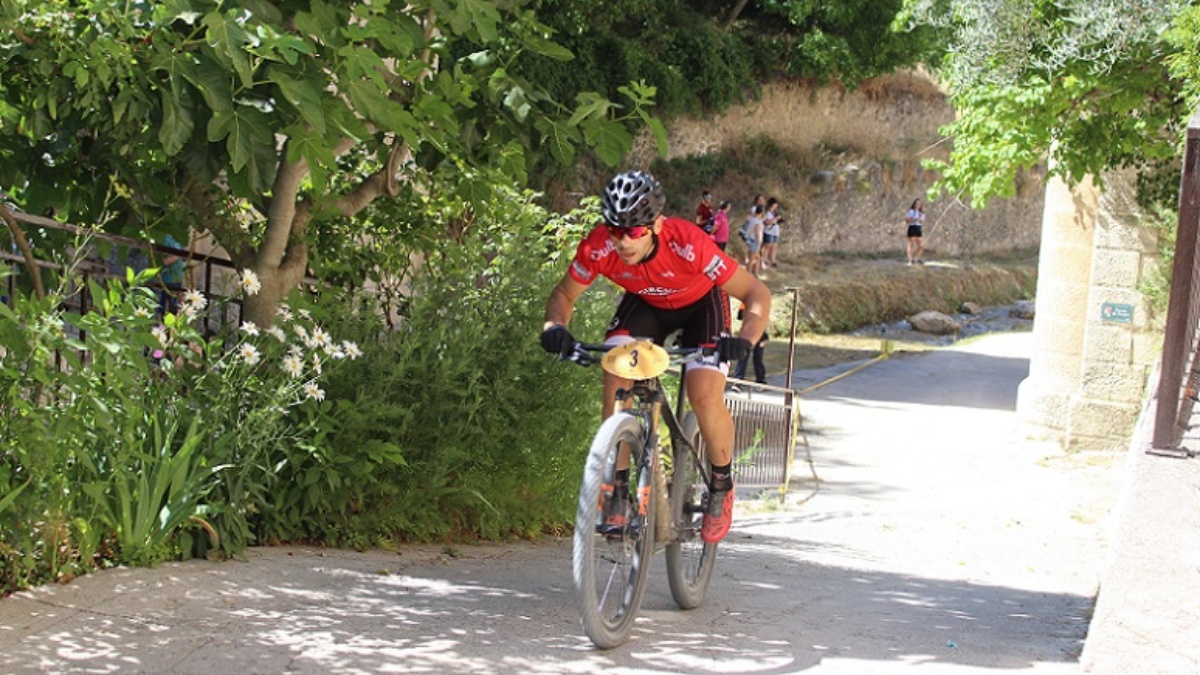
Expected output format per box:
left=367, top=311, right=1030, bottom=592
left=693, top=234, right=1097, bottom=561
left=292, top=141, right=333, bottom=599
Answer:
left=564, top=343, right=596, bottom=366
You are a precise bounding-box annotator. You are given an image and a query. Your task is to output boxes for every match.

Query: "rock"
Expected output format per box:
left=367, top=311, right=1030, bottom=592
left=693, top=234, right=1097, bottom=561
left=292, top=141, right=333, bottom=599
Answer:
left=1010, top=300, right=1036, bottom=319
left=959, top=302, right=982, bottom=315
left=910, top=310, right=961, bottom=335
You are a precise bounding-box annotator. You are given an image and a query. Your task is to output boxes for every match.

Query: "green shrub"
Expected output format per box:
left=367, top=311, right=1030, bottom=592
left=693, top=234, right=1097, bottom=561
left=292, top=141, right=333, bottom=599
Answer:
left=0, top=252, right=356, bottom=591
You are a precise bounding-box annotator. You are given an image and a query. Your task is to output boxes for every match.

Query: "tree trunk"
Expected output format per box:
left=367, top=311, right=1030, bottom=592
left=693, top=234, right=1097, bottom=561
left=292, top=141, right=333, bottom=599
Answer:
left=240, top=253, right=308, bottom=327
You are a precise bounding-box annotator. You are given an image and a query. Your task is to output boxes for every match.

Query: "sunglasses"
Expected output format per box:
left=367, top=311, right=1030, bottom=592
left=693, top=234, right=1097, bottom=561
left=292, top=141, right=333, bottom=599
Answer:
left=605, top=224, right=652, bottom=240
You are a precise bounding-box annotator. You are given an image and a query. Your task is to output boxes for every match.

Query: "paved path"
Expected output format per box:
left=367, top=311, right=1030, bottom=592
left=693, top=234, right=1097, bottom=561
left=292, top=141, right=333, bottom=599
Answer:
left=0, top=332, right=1150, bottom=674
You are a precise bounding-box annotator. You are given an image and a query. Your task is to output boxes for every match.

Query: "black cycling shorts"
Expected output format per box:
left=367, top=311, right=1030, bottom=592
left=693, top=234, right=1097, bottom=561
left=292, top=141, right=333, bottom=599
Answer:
left=605, top=286, right=731, bottom=348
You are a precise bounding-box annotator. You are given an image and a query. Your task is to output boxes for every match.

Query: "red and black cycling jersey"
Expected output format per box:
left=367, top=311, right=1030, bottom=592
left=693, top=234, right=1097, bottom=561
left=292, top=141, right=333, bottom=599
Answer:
left=567, top=217, right=739, bottom=309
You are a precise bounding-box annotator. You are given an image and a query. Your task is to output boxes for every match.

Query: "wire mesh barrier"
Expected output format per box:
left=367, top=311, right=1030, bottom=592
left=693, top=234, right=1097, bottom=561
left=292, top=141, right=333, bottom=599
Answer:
left=726, top=381, right=798, bottom=488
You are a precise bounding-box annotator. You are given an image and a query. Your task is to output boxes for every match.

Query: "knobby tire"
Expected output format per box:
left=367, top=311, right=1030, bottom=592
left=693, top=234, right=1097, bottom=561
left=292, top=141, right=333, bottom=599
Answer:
left=573, top=413, right=655, bottom=649
left=664, top=412, right=718, bottom=609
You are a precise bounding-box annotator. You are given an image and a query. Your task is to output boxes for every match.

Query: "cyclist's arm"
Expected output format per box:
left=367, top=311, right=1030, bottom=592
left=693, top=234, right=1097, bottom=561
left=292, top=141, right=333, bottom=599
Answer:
left=544, top=273, right=590, bottom=331
left=720, top=268, right=771, bottom=344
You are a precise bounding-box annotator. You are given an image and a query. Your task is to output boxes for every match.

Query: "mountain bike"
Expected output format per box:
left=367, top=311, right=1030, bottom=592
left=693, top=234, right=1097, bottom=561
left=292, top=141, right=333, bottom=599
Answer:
left=566, top=340, right=719, bottom=649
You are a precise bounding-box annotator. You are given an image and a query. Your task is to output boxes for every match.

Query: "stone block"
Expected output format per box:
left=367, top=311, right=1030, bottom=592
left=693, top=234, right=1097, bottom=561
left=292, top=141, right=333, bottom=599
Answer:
left=1034, top=280, right=1090, bottom=319
left=1030, top=318, right=1085, bottom=357
left=1082, top=324, right=1133, bottom=364
left=1089, top=249, right=1142, bottom=289
left=1016, top=379, right=1073, bottom=430
left=1067, top=398, right=1140, bottom=441
left=1079, top=362, right=1145, bottom=402
left=1065, top=431, right=1131, bottom=452
left=1086, top=290, right=1148, bottom=329
left=1037, top=243, right=1095, bottom=281
left=1093, top=219, right=1160, bottom=251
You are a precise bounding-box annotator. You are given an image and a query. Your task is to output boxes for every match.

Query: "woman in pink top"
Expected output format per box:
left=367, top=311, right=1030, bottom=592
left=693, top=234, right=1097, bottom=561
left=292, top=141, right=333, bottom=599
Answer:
left=711, top=200, right=731, bottom=251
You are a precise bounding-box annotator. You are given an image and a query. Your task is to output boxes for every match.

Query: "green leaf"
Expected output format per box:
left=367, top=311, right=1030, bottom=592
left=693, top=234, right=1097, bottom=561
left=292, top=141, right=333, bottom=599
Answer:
left=268, top=67, right=326, bottom=134
left=202, top=11, right=253, bottom=89
left=207, top=106, right=274, bottom=174
left=179, top=55, right=234, bottom=113
left=568, top=92, right=614, bottom=126
left=159, top=89, right=195, bottom=156
left=582, top=119, right=632, bottom=167
left=534, top=118, right=579, bottom=165
left=521, top=33, right=573, bottom=62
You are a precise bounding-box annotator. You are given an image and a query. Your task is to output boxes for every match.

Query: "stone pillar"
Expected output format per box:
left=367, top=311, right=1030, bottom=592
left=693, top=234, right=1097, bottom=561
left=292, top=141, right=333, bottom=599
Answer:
left=1017, top=169, right=1161, bottom=449
left=1016, top=172, right=1098, bottom=442
left=1072, top=170, right=1160, bottom=448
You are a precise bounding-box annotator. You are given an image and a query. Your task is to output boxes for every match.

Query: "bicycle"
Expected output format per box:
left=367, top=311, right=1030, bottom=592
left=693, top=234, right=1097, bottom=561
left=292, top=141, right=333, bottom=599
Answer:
left=566, top=339, right=720, bottom=649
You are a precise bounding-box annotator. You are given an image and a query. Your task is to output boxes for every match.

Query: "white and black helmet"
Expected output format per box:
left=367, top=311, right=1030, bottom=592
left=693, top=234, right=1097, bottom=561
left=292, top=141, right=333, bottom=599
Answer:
left=600, top=170, right=665, bottom=229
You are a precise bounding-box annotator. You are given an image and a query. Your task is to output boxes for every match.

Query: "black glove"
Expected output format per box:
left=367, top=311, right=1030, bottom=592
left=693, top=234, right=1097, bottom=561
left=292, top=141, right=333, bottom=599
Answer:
left=540, top=325, right=576, bottom=359
left=716, top=336, right=753, bottom=364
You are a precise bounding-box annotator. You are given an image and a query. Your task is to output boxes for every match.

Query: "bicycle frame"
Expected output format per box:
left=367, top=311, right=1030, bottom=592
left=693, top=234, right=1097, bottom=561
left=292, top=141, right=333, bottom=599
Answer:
left=612, top=359, right=710, bottom=546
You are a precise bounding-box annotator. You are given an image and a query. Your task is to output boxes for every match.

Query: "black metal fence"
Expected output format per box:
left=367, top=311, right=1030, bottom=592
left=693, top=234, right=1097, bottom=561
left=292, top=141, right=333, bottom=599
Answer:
left=2, top=210, right=245, bottom=336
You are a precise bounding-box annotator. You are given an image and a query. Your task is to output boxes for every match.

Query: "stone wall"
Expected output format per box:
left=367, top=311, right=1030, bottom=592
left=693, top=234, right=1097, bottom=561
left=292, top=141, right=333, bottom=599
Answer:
left=628, top=73, right=1045, bottom=258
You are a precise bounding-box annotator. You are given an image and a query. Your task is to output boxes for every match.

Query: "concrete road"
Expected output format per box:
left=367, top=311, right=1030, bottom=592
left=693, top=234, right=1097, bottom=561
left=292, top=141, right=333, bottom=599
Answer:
left=0, top=332, right=1126, bottom=674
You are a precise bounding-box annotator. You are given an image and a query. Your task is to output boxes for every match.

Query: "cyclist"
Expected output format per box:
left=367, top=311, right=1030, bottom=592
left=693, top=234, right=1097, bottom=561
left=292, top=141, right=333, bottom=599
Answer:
left=540, top=170, right=771, bottom=543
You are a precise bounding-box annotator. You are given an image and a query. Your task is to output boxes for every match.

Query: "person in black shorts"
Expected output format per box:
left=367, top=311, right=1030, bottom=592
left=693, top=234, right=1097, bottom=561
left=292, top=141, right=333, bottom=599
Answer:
left=540, top=170, right=771, bottom=543
left=905, top=198, right=927, bottom=265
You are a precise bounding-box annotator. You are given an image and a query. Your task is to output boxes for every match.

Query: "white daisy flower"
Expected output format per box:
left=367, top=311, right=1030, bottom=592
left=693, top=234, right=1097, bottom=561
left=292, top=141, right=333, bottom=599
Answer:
left=325, top=343, right=344, bottom=359
left=294, top=325, right=308, bottom=342
left=311, top=327, right=332, bottom=348
left=240, top=321, right=260, bottom=336
left=281, top=353, right=304, bottom=378
left=311, top=353, right=322, bottom=375
left=267, top=326, right=287, bottom=342
left=297, top=308, right=311, bottom=320
left=238, top=343, right=261, bottom=366
left=151, top=325, right=169, bottom=346
left=183, top=289, right=207, bottom=311
left=239, top=269, right=262, bottom=296
left=134, top=307, right=151, bottom=318
left=302, top=382, right=325, bottom=401
left=342, top=341, right=362, bottom=360
left=276, top=307, right=292, bottom=322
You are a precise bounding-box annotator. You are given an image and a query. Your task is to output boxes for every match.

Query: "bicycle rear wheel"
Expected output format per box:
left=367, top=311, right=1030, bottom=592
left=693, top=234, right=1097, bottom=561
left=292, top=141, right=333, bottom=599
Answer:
left=665, top=412, right=718, bottom=609
left=573, top=412, right=655, bottom=649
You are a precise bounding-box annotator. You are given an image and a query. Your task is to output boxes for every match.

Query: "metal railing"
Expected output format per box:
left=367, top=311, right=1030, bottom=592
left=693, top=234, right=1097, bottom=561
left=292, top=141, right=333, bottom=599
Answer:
left=2, top=210, right=245, bottom=336
left=725, top=287, right=807, bottom=489
left=1153, top=107, right=1200, bottom=457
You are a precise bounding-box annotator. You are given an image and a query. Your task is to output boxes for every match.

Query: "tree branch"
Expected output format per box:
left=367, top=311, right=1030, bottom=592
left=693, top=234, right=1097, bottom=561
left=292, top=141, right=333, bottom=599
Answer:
left=327, top=142, right=413, bottom=218
left=0, top=204, right=46, bottom=299
left=722, top=0, right=750, bottom=30
left=260, top=141, right=308, bottom=268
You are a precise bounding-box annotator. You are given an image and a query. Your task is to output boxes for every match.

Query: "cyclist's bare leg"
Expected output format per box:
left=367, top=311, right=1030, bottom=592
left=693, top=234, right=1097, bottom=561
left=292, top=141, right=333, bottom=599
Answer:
left=684, top=368, right=733, bottom=467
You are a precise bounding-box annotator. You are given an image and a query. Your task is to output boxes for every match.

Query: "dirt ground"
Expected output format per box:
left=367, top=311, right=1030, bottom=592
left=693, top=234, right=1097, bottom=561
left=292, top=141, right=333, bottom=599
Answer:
left=741, top=253, right=1038, bottom=373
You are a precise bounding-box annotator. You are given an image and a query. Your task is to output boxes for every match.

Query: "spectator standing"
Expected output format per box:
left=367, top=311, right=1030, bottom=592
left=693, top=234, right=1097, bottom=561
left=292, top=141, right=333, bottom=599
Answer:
left=733, top=302, right=768, bottom=384
left=157, top=232, right=187, bottom=316
left=711, top=200, right=731, bottom=250
left=762, top=197, right=781, bottom=269
left=740, top=205, right=764, bottom=276
left=905, top=198, right=926, bottom=265
left=695, top=190, right=715, bottom=232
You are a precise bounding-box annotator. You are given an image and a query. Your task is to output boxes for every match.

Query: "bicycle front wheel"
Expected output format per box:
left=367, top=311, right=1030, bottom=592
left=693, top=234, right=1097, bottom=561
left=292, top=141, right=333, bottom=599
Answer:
left=573, top=412, right=655, bottom=649
left=665, top=412, right=718, bottom=609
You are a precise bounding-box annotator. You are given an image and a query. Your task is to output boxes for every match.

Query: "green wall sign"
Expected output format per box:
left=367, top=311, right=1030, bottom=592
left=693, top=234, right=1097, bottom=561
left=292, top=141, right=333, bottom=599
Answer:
left=1101, top=302, right=1134, bottom=324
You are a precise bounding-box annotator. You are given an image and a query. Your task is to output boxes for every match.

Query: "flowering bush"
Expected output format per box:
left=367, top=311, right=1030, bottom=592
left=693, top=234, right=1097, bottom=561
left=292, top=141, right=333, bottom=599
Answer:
left=0, top=260, right=357, bottom=587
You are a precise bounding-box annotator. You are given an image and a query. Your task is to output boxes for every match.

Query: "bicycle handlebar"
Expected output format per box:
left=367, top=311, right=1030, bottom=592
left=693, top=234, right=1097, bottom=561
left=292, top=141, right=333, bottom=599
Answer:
left=565, top=342, right=713, bottom=368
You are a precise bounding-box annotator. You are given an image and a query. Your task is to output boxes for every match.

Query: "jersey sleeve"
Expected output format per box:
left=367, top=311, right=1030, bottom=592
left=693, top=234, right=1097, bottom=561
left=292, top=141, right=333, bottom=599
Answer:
left=566, top=225, right=608, bottom=286
left=678, top=221, right=738, bottom=286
